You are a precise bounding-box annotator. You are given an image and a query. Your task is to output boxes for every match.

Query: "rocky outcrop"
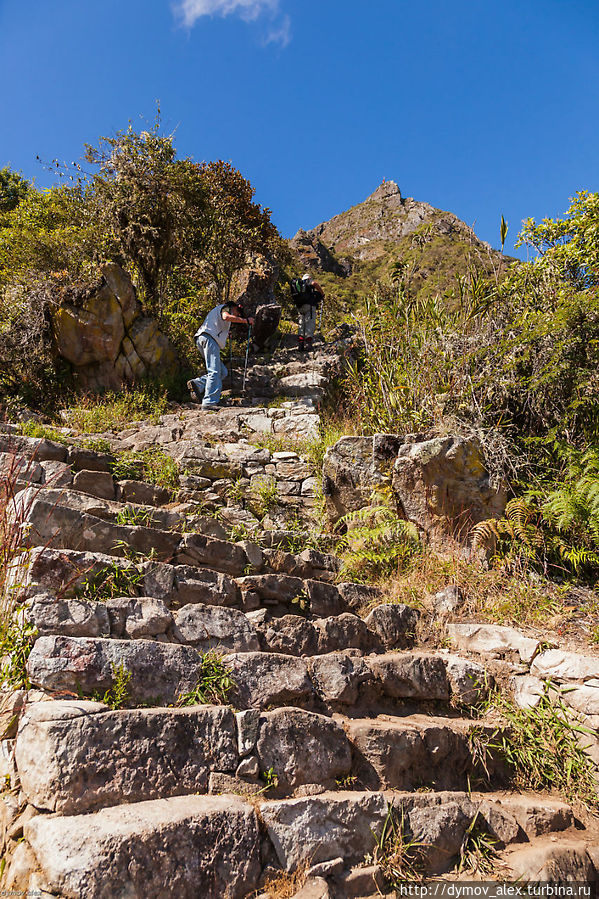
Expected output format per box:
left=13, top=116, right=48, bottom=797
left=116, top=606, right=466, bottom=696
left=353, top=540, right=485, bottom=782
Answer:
left=51, top=263, right=177, bottom=391
left=322, top=434, right=403, bottom=523
left=289, top=229, right=351, bottom=276
left=323, top=433, right=505, bottom=555
left=392, top=435, right=507, bottom=555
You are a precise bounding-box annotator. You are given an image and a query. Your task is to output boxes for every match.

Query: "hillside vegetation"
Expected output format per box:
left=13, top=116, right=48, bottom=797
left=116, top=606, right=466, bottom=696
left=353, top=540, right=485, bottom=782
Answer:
left=2, top=120, right=599, bottom=591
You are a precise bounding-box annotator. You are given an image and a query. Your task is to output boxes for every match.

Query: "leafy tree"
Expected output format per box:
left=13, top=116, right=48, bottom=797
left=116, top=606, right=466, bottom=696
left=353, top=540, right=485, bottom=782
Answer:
left=84, top=122, right=209, bottom=309
left=198, top=159, right=280, bottom=302
left=0, top=167, right=30, bottom=214
left=517, top=191, right=599, bottom=290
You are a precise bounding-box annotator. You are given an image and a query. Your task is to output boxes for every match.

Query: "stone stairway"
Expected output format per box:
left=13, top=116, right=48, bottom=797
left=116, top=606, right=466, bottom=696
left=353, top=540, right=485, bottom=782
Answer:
left=2, top=343, right=599, bottom=896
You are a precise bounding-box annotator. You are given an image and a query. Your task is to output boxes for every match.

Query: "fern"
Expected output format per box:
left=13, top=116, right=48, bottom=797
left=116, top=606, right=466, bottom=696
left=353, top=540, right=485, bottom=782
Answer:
left=337, top=490, right=420, bottom=583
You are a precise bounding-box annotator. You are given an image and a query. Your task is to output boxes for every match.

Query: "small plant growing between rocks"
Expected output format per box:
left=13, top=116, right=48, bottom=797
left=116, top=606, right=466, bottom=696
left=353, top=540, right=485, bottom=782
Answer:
left=367, top=805, right=426, bottom=886
left=78, top=436, right=113, bottom=454
left=98, top=663, right=132, bottom=710
left=176, top=652, right=235, bottom=706
left=18, top=421, right=70, bottom=445
left=249, top=478, right=279, bottom=519
left=483, top=684, right=599, bottom=809
left=76, top=562, right=143, bottom=601
left=0, top=607, right=36, bottom=689
left=458, top=811, right=498, bottom=875
left=111, top=447, right=179, bottom=490
left=259, top=766, right=279, bottom=792
left=114, top=506, right=153, bottom=528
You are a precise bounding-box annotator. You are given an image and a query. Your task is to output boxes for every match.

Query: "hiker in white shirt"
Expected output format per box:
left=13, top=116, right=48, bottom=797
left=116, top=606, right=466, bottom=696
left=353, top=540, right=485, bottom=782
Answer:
left=187, top=302, right=253, bottom=409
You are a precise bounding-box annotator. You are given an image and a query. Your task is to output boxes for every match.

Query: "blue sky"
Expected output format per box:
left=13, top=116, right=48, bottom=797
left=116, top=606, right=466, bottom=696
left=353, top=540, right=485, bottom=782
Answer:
left=1, top=0, right=598, bottom=257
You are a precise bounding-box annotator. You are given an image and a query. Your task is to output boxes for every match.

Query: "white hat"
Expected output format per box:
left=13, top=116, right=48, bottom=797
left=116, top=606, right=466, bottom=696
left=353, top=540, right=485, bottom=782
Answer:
left=302, top=273, right=311, bottom=280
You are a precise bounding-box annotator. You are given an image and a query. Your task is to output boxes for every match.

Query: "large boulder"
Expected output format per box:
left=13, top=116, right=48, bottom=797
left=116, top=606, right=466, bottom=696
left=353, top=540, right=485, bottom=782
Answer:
left=392, top=435, right=506, bottom=554
left=51, top=263, right=177, bottom=391
left=322, top=434, right=403, bottom=523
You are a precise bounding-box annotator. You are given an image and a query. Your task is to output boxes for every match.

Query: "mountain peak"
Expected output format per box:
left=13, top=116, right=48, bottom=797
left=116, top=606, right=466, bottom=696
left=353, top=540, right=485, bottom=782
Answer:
left=367, top=180, right=402, bottom=203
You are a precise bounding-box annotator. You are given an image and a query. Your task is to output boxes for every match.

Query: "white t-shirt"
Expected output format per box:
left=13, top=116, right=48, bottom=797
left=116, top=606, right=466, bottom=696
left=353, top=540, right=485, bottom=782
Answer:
left=195, top=304, right=231, bottom=350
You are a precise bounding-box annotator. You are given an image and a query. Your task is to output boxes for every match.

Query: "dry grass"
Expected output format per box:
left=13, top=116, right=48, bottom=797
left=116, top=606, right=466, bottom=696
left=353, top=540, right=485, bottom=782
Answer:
left=367, top=550, right=580, bottom=636
left=259, top=865, right=308, bottom=899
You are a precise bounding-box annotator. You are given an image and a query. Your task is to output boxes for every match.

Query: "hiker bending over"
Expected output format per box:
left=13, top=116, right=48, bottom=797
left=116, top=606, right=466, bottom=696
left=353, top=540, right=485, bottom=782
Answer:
left=188, top=302, right=253, bottom=410
left=290, top=273, right=324, bottom=352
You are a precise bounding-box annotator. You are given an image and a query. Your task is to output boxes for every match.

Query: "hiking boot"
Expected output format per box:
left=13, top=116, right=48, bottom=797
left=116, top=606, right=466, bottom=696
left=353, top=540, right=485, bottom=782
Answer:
left=201, top=403, right=221, bottom=412
left=187, top=380, right=203, bottom=402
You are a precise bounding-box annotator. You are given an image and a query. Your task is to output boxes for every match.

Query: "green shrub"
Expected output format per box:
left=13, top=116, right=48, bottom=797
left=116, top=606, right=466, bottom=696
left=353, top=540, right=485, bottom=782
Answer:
left=61, top=387, right=169, bottom=433
left=111, top=447, right=179, bottom=490
left=176, top=653, right=235, bottom=706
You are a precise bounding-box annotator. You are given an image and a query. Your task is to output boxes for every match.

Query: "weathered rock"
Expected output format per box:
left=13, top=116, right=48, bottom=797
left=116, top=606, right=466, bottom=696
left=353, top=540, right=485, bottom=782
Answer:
left=336, top=581, right=382, bottom=613
left=40, top=459, right=73, bottom=487
left=15, top=488, right=180, bottom=561
left=255, top=708, right=351, bottom=793
left=392, top=435, right=506, bottom=553
left=447, top=622, right=540, bottom=664
left=322, top=434, right=403, bottom=523
left=306, top=580, right=343, bottom=617
left=28, top=593, right=110, bottom=638
left=531, top=648, right=599, bottom=682
left=367, top=653, right=449, bottom=700
left=226, top=652, right=314, bottom=710
left=314, top=613, right=374, bottom=654
left=118, top=479, right=174, bottom=506
left=506, top=841, right=595, bottom=883
left=410, top=802, right=473, bottom=874
left=510, top=674, right=545, bottom=709
left=68, top=447, right=113, bottom=473
left=0, top=432, right=68, bottom=462
left=105, top=597, right=172, bottom=639
left=176, top=534, right=248, bottom=576
left=346, top=717, right=490, bottom=792
left=259, top=792, right=388, bottom=870
left=308, top=652, right=374, bottom=705
left=445, top=655, right=489, bottom=706
left=364, top=603, right=419, bottom=650
left=172, top=566, right=242, bottom=608
left=236, top=709, right=261, bottom=756
left=237, top=574, right=305, bottom=605
left=173, top=604, right=259, bottom=653
left=498, top=796, right=574, bottom=838
left=16, top=700, right=238, bottom=813
left=27, top=636, right=203, bottom=704
left=257, top=615, right=321, bottom=657
left=72, top=469, right=116, bottom=500
left=52, top=263, right=177, bottom=392
left=25, top=794, right=261, bottom=898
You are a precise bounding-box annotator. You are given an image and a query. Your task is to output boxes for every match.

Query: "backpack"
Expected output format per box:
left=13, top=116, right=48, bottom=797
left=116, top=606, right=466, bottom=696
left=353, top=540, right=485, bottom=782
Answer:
left=290, top=277, right=321, bottom=308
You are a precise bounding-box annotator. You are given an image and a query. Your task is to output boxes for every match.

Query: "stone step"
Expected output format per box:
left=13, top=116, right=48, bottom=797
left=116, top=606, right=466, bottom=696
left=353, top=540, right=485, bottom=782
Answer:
left=14, top=700, right=507, bottom=814
left=26, top=589, right=419, bottom=656
left=26, top=636, right=489, bottom=714
left=2, top=782, right=588, bottom=897
left=12, top=489, right=340, bottom=585
left=21, top=794, right=261, bottom=899
left=11, top=546, right=245, bottom=609
left=258, top=790, right=581, bottom=878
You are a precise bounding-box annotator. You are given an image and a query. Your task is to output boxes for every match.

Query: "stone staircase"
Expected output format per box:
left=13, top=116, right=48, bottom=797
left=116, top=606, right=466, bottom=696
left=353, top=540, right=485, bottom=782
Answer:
left=2, top=341, right=599, bottom=897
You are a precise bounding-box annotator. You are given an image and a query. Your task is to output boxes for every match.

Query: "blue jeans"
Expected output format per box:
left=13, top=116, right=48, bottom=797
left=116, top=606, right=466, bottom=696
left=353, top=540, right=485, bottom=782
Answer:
left=192, top=334, right=228, bottom=406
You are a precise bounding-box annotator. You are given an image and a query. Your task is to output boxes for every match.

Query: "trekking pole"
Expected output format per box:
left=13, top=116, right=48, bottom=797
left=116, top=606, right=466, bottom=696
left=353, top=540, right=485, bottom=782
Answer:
left=229, top=341, right=233, bottom=393
left=242, top=324, right=252, bottom=394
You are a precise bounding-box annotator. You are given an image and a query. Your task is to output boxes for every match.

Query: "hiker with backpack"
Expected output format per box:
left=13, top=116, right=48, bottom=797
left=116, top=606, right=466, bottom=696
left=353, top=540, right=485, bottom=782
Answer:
left=187, top=302, right=254, bottom=410
left=290, top=273, right=324, bottom=352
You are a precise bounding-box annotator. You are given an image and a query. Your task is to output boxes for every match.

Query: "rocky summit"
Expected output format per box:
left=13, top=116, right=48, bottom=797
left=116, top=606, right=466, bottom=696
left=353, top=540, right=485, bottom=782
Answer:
left=1, top=334, right=599, bottom=898
left=290, top=180, right=510, bottom=308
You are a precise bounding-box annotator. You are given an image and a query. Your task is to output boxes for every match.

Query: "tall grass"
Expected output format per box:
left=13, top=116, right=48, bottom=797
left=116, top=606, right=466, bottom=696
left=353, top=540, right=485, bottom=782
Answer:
left=60, top=386, right=169, bottom=433
left=0, top=454, right=39, bottom=688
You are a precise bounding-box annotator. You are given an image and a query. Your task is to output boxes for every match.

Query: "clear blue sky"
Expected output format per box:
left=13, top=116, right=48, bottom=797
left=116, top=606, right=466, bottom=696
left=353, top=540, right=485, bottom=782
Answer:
left=1, top=0, right=598, bottom=257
